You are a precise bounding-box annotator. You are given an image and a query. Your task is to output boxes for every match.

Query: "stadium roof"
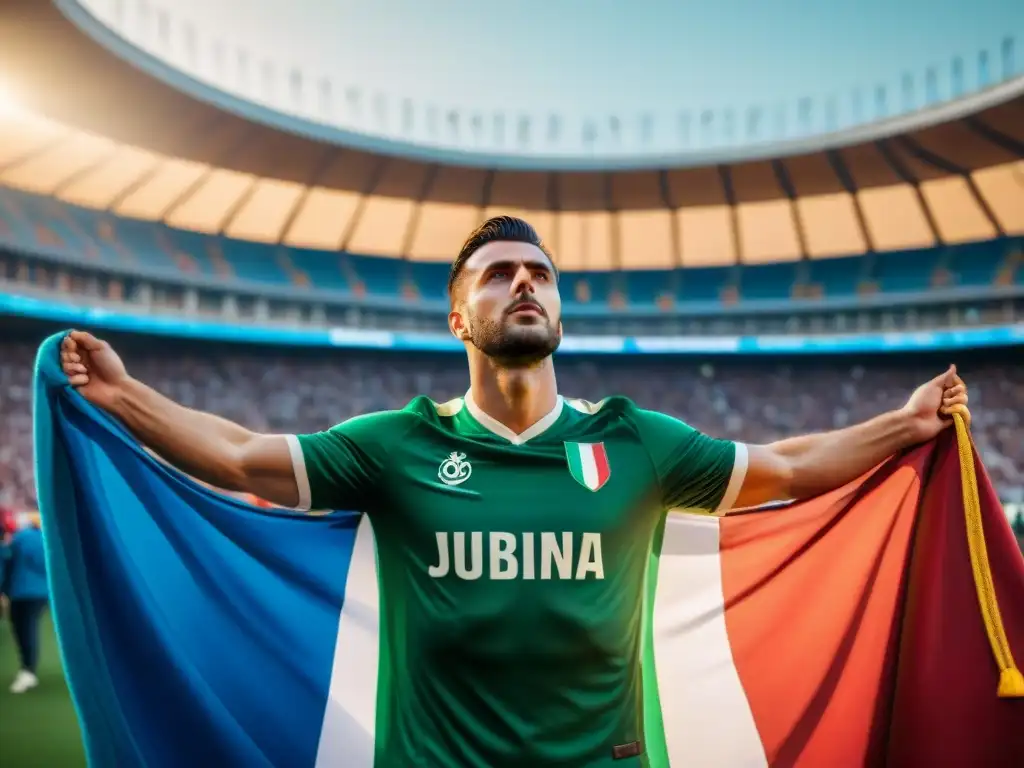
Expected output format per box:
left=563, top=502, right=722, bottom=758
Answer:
left=0, top=0, right=1021, bottom=270
left=27, top=0, right=1024, bottom=168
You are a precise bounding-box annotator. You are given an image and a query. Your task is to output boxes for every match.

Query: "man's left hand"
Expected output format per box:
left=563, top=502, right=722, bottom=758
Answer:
left=903, top=364, right=969, bottom=443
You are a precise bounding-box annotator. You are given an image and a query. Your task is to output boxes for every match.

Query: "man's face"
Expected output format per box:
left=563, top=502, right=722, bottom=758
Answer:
left=449, top=241, right=562, bottom=365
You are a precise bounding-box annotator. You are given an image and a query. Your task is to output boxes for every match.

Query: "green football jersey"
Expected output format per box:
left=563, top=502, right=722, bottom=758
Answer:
left=291, top=394, right=743, bottom=767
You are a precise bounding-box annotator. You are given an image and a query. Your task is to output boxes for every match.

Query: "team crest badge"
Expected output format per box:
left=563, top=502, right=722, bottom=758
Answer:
left=564, top=442, right=611, bottom=492
left=438, top=452, right=472, bottom=487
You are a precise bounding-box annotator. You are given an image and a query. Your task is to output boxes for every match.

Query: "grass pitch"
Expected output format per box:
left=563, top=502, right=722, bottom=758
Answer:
left=0, top=608, right=86, bottom=768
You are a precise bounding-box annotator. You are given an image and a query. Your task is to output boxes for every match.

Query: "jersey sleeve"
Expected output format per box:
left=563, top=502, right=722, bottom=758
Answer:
left=287, top=411, right=409, bottom=512
left=631, top=408, right=747, bottom=513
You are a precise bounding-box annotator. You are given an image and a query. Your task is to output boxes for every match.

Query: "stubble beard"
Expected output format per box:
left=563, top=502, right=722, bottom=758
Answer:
left=468, top=313, right=561, bottom=367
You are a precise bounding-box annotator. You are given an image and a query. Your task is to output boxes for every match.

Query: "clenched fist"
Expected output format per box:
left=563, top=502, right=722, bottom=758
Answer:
left=901, top=364, right=970, bottom=443
left=60, top=330, right=130, bottom=411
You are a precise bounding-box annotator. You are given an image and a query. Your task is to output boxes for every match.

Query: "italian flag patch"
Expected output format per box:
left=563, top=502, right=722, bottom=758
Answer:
left=564, top=442, right=611, bottom=491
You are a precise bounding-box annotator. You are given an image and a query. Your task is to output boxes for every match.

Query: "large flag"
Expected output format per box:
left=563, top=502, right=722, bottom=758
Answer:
left=33, top=333, right=1023, bottom=767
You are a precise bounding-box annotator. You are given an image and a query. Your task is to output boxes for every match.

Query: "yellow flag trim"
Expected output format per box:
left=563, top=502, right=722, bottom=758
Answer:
left=952, top=407, right=1024, bottom=698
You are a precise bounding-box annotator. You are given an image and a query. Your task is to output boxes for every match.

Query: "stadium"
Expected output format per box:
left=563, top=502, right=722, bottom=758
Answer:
left=1, top=1, right=1022, bottom=766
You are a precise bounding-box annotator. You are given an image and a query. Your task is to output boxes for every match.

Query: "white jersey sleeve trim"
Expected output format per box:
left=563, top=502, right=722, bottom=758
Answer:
left=285, top=434, right=312, bottom=512
left=714, top=442, right=748, bottom=515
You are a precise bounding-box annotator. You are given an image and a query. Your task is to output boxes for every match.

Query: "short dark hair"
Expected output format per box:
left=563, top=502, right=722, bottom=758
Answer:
left=447, top=215, right=555, bottom=298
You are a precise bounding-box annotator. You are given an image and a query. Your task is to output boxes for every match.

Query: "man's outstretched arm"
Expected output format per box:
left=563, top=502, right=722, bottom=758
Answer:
left=731, top=365, right=969, bottom=510
left=61, top=330, right=300, bottom=508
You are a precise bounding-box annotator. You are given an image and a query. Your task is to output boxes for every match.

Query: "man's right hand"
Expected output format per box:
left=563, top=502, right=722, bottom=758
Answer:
left=58, top=329, right=302, bottom=508
left=61, top=330, right=129, bottom=411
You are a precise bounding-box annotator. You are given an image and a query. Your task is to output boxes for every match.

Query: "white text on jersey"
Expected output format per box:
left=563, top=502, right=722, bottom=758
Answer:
left=428, top=532, right=605, bottom=581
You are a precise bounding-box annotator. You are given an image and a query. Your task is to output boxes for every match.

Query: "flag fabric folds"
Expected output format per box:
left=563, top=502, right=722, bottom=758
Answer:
left=33, top=332, right=1024, bottom=767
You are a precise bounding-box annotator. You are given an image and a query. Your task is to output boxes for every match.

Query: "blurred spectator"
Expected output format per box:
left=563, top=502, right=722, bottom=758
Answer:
left=1, top=334, right=1021, bottom=512
left=1, top=511, right=49, bottom=693
left=1, top=505, right=16, bottom=539
left=1012, top=508, right=1024, bottom=551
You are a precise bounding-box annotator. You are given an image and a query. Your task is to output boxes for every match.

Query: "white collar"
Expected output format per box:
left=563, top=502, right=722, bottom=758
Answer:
left=463, top=391, right=564, bottom=445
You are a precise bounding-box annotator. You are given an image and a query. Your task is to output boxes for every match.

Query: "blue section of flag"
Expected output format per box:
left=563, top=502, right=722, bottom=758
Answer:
left=33, top=332, right=356, bottom=768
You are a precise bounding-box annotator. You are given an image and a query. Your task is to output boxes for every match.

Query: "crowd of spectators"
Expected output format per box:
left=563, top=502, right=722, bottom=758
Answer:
left=2, top=333, right=1022, bottom=519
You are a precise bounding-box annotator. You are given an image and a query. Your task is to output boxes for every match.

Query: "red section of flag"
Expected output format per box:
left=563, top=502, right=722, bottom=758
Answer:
left=592, top=443, right=611, bottom=488
left=717, top=429, right=1024, bottom=767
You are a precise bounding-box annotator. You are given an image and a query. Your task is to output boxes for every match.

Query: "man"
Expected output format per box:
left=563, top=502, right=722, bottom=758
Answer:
left=1, top=512, right=49, bottom=694
left=60, top=216, right=969, bottom=767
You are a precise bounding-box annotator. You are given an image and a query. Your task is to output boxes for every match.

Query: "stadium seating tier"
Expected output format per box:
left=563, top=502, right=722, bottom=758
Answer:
left=2, top=186, right=1021, bottom=311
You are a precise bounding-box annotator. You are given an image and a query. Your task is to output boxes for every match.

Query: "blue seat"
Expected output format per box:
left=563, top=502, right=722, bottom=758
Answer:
left=738, top=262, right=796, bottom=300
left=113, top=218, right=176, bottom=272
left=948, top=241, right=1007, bottom=287
left=807, top=256, right=864, bottom=296
left=22, top=196, right=84, bottom=251
left=621, top=270, right=673, bottom=306
left=562, top=271, right=614, bottom=307
left=0, top=189, right=39, bottom=244
left=219, top=238, right=289, bottom=285
left=679, top=267, right=730, bottom=303
left=289, top=247, right=351, bottom=293
left=158, top=227, right=219, bottom=277
left=349, top=253, right=404, bottom=296
left=873, top=248, right=939, bottom=293
left=406, top=261, right=450, bottom=301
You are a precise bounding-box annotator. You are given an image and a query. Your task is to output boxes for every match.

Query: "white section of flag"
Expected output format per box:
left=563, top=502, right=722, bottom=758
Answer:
left=315, top=515, right=380, bottom=768
left=314, top=513, right=770, bottom=767
left=652, top=515, right=768, bottom=767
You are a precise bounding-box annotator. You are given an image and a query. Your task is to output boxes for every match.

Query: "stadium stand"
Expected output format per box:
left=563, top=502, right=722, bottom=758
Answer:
left=0, top=1, right=1021, bottom=324
left=2, top=184, right=1022, bottom=310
